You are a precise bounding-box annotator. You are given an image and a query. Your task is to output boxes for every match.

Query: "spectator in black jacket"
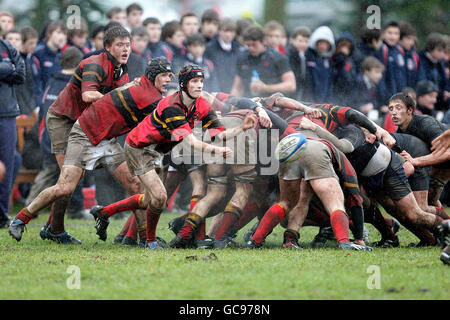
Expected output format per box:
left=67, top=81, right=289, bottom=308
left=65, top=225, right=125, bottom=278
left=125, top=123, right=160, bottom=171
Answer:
left=15, top=27, right=39, bottom=116
left=352, top=56, right=384, bottom=117
left=287, top=26, right=311, bottom=100
left=205, top=18, right=242, bottom=93
left=0, top=36, right=25, bottom=228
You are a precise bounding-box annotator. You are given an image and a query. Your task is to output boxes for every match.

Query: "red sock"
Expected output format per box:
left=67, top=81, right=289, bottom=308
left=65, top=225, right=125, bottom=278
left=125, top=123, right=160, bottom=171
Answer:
left=330, top=210, right=350, bottom=243
left=102, top=194, right=145, bottom=218
left=146, top=205, right=163, bottom=242
left=120, top=215, right=134, bottom=236
left=16, top=208, right=34, bottom=224
left=190, top=195, right=202, bottom=211
left=178, top=212, right=202, bottom=241
left=195, top=221, right=206, bottom=240
left=252, top=204, right=285, bottom=244
left=234, top=202, right=259, bottom=230
left=125, top=215, right=138, bottom=240
left=435, top=206, right=450, bottom=219
left=215, top=204, right=242, bottom=240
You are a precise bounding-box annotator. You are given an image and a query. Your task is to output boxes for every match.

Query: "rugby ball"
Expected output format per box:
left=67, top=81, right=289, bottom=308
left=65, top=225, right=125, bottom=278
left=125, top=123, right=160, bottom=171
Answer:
left=275, top=133, right=308, bottom=163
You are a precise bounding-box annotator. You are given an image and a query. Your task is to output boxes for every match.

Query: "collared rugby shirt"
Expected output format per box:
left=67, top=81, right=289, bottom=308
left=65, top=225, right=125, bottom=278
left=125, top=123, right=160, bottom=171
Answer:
left=78, top=75, right=162, bottom=146
left=49, top=51, right=129, bottom=121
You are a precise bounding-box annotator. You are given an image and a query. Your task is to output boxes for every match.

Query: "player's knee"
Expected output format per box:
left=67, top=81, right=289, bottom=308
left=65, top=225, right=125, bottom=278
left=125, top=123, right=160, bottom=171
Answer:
left=152, top=191, right=167, bottom=209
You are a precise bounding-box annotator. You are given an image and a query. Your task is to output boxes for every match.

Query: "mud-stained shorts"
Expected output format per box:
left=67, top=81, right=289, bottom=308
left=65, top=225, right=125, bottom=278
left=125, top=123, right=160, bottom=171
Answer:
left=209, top=116, right=257, bottom=166
left=46, top=110, right=75, bottom=154
left=278, top=139, right=338, bottom=181
left=64, top=121, right=125, bottom=172
left=124, top=142, right=163, bottom=176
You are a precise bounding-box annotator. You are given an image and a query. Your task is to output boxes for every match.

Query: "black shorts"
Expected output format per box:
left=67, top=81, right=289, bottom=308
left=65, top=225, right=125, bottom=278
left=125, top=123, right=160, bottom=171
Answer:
left=408, top=166, right=431, bottom=191
left=362, top=151, right=412, bottom=200
left=382, top=152, right=412, bottom=200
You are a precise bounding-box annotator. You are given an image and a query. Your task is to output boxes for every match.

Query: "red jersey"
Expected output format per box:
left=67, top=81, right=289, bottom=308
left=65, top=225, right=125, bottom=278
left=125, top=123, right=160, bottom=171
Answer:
left=49, top=51, right=129, bottom=121
left=126, top=92, right=224, bottom=151
left=78, top=75, right=163, bottom=146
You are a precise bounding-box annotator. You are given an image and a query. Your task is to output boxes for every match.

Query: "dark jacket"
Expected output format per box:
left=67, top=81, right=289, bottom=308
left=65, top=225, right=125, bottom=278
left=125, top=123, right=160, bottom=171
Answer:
left=146, top=41, right=167, bottom=60
left=286, top=44, right=307, bottom=100
left=205, top=35, right=242, bottom=93
left=39, top=72, right=72, bottom=164
left=417, top=50, right=449, bottom=110
left=379, top=41, right=404, bottom=103
left=351, top=74, right=383, bottom=111
left=127, top=51, right=146, bottom=81
left=15, top=52, right=38, bottom=115
left=332, top=32, right=358, bottom=105
left=397, top=45, right=419, bottom=89
left=304, top=26, right=335, bottom=103
left=0, top=39, right=26, bottom=117
left=185, top=53, right=220, bottom=92
left=32, top=43, right=62, bottom=106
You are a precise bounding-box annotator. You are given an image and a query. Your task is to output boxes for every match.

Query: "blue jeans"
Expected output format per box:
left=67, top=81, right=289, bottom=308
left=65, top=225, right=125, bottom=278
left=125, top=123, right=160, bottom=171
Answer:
left=0, top=117, right=17, bottom=220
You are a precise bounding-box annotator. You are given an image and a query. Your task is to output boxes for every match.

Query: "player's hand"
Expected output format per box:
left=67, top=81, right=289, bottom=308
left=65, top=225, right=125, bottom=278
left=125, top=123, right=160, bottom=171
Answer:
left=400, top=150, right=416, bottom=166
left=299, top=117, right=317, bottom=131
left=379, top=130, right=396, bottom=148
left=250, top=80, right=267, bottom=94
left=304, top=107, right=322, bottom=118
left=242, top=113, right=258, bottom=131
left=217, top=147, right=233, bottom=158
left=133, top=77, right=141, bottom=85
left=255, top=105, right=272, bottom=128
left=402, top=160, right=415, bottom=177
left=431, top=129, right=450, bottom=154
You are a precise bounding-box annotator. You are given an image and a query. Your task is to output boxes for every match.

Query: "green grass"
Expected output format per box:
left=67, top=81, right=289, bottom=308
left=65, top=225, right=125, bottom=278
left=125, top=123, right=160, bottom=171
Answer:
left=0, top=207, right=449, bottom=300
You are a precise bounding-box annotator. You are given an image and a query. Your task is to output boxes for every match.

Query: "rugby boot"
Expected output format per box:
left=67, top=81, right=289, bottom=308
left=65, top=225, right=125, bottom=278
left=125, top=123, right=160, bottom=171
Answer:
left=90, top=205, right=109, bottom=241
left=311, top=226, right=336, bottom=248
left=47, top=230, right=82, bottom=244
left=145, top=237, right=169, bottom=250
left=245, top=238, right=263, bottom=249
left=8, top=219, right=26, bottom=242
left=339, top=241, right=373, bottom=251
left=121, top=235, right=137, bottom=246
left=40, top=224, right=50, bottom=240
left=113, top=233, right=125, bottom=244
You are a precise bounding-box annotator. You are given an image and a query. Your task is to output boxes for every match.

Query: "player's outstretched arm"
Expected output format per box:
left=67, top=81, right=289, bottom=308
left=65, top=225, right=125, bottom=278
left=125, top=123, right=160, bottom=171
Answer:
left=184, top=133, right=232, bottom=158
left=215, top=114, right=258, bottom=141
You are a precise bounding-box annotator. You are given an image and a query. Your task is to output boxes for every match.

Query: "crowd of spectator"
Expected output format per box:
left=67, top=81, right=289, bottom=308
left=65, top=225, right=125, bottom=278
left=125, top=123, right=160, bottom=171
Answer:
left=0, top=3, right=448, bottom=227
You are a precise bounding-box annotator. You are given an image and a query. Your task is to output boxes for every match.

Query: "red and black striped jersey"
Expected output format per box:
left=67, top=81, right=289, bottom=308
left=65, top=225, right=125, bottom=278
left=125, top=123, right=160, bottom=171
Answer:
left=282, top=104, right=354, bottom=133
left=126, top=91, right=224, bottom=151
left=49, top=51, right=129, bottom=121
left=78, top=75, right=163, bottom=146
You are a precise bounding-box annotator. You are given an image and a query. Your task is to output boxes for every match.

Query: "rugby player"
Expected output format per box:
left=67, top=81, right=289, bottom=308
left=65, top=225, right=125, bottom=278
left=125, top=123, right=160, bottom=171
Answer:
left=8, top=58, right=173, bottom=243
left=88, top=64, right=258, bottom=249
